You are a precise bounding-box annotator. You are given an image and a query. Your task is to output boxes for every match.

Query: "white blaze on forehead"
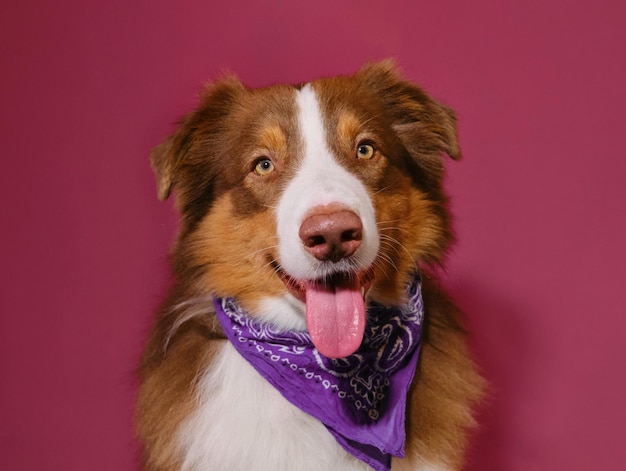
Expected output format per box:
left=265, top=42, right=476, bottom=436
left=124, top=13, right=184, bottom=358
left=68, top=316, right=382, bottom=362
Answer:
left=276, top=84, right=379, bottom=280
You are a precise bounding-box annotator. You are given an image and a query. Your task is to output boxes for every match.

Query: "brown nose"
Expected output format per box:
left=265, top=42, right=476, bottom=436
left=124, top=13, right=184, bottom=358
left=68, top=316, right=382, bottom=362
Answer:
left=299, top=208, right=363, bottom=262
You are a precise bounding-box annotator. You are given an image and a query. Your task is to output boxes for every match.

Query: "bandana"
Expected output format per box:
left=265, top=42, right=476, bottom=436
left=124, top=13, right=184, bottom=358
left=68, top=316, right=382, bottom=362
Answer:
left=213, top=274, right=424, bottom=471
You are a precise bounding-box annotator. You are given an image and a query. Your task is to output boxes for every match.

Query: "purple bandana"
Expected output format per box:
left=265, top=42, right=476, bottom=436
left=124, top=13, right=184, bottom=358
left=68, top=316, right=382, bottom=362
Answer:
left=213, top=274, right=424, bottom=471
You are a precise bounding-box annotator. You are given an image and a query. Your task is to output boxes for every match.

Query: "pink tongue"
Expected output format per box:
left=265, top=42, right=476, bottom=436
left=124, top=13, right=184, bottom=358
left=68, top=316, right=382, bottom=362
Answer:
left=305, top=276, right=365, bottom=359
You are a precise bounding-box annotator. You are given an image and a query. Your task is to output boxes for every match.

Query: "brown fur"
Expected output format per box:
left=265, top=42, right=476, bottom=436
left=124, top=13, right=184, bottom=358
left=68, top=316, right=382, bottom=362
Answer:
left=137, top=60, right=484, bottom=470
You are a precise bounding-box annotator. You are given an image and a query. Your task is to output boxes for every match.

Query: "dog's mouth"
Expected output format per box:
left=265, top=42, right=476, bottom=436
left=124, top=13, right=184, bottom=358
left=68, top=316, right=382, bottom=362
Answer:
left=275, top=264, right=374, bottom=359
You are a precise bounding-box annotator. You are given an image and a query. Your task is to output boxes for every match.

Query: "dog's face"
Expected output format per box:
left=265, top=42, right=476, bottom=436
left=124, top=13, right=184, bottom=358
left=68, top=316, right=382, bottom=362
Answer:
left=152, top=61, right=459, bottom=358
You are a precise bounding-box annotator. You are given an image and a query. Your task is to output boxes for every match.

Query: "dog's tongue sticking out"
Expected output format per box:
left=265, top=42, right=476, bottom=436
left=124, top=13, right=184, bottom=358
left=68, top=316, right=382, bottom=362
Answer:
left=305, top=275, right=365, bottom=359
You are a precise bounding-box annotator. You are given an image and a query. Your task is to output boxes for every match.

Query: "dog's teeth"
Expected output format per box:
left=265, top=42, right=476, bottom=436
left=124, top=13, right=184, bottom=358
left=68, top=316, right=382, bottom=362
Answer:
left=361, top=287, right=365, bottom=296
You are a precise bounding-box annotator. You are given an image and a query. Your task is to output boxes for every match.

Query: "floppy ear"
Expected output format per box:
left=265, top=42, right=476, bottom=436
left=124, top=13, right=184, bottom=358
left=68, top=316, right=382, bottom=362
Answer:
left=150, top=115, right=194, bottom=201
left=357, top=60, right=461, bottom=178
left=150, top=76, right=246, bottom=201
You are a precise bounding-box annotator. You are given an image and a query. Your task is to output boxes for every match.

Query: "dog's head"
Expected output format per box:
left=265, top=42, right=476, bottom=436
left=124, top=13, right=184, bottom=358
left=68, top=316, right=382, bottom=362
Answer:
left=152, top=61, right=459, bottom=357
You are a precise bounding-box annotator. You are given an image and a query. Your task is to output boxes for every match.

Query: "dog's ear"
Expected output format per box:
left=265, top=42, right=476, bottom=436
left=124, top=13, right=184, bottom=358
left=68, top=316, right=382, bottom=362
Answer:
left=150, top=76, right=245, bottom=201
left=357, top=60, right=461, bottom=182
left=150, top=118, right=191, bottom=201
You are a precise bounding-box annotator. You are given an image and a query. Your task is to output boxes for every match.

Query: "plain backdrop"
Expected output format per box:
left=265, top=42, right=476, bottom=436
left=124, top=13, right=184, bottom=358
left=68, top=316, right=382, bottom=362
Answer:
left=1, top=1, right=625, bottom=470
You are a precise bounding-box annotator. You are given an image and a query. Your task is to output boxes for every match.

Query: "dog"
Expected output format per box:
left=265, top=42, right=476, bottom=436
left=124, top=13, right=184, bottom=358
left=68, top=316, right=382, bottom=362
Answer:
left=136, top=60, right=484, bottom=471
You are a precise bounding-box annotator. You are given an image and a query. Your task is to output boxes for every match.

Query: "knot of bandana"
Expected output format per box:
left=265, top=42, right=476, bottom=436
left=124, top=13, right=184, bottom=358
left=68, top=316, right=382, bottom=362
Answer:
left=213, top=274, right=424, bottom=471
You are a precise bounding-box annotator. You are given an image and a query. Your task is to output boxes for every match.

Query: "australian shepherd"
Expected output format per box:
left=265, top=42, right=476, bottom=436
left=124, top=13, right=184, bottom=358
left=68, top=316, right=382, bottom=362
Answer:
left=137, top=61, right=484, bottom=471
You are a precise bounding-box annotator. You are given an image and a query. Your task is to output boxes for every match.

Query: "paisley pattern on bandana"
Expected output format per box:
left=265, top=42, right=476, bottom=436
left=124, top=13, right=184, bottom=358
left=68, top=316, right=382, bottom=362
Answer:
left=214, top=274, right=424, bottom=471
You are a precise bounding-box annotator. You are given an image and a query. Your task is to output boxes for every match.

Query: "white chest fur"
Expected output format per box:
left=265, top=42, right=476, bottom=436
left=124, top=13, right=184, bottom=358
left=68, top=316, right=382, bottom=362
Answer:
left=177, top=342, right=371, bottom=471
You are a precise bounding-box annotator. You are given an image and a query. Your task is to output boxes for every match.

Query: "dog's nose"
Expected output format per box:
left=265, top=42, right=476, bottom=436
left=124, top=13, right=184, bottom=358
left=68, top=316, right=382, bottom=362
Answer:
left=299, top=208, right=363, bottom=262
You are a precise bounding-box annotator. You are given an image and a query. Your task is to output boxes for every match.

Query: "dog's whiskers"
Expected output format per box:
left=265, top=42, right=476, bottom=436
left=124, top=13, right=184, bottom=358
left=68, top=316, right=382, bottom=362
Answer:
left=372, top=184, right=395, bottom=195
left=247, top=243, right=279, bottom=258
left=378, top=232, right=419, bottom=273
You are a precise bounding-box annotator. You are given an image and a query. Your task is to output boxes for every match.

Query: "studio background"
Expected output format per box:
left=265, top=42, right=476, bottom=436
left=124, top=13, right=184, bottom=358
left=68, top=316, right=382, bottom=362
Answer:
left=1, top=1, right=625, bottom=470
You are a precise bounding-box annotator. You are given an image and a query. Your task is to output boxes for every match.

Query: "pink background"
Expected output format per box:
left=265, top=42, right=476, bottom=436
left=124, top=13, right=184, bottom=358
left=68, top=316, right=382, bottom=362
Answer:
left=1, top=1, right=625, bottom=470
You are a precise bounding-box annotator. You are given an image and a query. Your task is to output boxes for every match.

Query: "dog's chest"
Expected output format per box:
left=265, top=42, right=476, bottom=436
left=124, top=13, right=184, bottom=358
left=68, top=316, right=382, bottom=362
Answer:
left=177, top=342, right=371, bottom=471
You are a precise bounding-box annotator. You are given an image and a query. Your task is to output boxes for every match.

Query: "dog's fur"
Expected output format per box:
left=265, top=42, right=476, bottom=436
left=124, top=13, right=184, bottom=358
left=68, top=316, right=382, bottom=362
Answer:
left=136, top=61, right=484, bottom=471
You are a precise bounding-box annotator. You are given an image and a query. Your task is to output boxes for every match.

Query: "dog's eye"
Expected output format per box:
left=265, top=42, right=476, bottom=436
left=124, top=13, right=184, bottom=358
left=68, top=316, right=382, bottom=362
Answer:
left=253, top=158, right=275, bottom=176
left=356, top=143, right=375, bottom=160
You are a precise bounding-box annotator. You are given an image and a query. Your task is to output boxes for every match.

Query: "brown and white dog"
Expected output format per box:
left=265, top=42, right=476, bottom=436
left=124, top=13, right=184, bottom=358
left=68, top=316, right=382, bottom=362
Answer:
left=137, top=61, right=484, bottom=471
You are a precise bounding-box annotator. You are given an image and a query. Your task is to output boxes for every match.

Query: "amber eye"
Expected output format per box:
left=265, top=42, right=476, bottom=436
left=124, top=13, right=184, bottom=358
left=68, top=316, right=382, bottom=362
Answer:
left=254, top=158, right=275, bottom=176
left=356, top=143, right=375, bottom=160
